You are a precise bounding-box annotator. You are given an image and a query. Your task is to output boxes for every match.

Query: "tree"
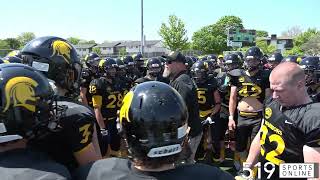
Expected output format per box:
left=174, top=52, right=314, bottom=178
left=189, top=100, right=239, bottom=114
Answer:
left=283, top=46, right=304, bottom=56
left=17, top=32, right=35, bottom=46
left=159, top=15, right=189, bottom=51
left=192, top=15, right=244, bottom=54
left=281, top=26, right=303, bottom=37
left=301, top=34, right=320, bottom=55
left=67, top=37, right=81, bottom=45
left=192, top=25, right=227, bottom=54
left=92, top=47, right=101, bottom=55
left=87, top=40, right=96, bottom=44
left=256, top=40, right=276, bottom=55
left=256, top=30, right=268, bottom=37
left=4, top=38, right=21, bottom=49
left=293, top=28, right=320, bottom=47
left=215, top=15, right=244, bottom=32
left=119, top=47, right=127, bottom=56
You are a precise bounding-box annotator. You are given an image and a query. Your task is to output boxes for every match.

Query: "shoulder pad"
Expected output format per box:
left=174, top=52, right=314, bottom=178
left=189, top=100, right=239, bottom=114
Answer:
left=228, top=68, right=243, bottom=77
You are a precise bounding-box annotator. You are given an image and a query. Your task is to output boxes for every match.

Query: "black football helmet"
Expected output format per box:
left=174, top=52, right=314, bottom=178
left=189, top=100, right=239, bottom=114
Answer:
left=115, top=58, right=126, bottom=77
left=84, top=52, right=99, bottom=62
left=235, top=51, right=244, bottom=61
left=123, top=55, right=135, bottom=73
left=282, top=55, right=298, bottom=63
left=185, top=56, right=194, bottom=72
left=191, top=60, right=208, bottom=83
left=146, top=57, right=162, bottom=77
left=244, top=46, right=263, bottom=71
left=99, top=58, right=118, bottom=78
left=21, top=36, right=81, bottom=93
left=207, top=54, right=217, bottom=61
left=0, top=64, right=56, bottom=143
left=119, top=81, right=188, bottom=159
left=300, top=56, right=320, bottom=86
left=267, top=52, right=283, bottom=69
left=133, top=53, right=144, bottom=68
left=224, top=53, right=241, bottom=71
left=2, top=56, right=23, bottom=63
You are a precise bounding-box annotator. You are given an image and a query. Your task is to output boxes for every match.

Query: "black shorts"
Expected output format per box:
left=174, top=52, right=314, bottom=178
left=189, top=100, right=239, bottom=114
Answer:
left=235, top=116, right=261, bottom=152
left=106, top=119, right=121, bottom=151
left=211, top=116, right=228, bottom=142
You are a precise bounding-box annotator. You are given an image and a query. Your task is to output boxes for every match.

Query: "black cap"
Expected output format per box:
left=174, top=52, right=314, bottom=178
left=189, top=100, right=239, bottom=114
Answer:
left=162, top=51, right=186, bottom=64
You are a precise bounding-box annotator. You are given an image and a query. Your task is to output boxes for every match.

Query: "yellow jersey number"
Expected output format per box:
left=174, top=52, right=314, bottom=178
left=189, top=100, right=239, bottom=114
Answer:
left=89, top=85, right=97, bottom=94
left=106, top=93, right=123, bottom=108
left=260, top=125, right=285, bottom=165
left=238, top=83, right=262, bottom=97
left=197, top=90, right=207, bottom=104
left=79, top=124, right=91, bottom=144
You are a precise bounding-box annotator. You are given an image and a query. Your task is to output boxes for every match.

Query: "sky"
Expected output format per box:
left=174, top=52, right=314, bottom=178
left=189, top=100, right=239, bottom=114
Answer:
left=0, top=0, right=319, bottom=43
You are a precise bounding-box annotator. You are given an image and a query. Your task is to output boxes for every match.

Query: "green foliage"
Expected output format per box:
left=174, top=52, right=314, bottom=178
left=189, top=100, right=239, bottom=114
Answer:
left=256, top=40, right=277, bottom=55
left=192, top=16, right=244, bottom=54
left=17, top=32, right=35, bottom=47
left=4, top=38, right=21, bottom=49
left=92, top=47, right=101, bottom=55
left=215, top=15, right=244, bottom=30
left=159, top=15, right=189, bottom=51
left=293, top=28, right=320, bottom=47
left=283, top=46, right=304, bottom=56
left=67, top=37, right=81, bottom=45
left=301, top=34, right=320, bottom=55
left=119, top=47, right=127, bottom=56
left=256, top=30, right=268, bottom=37
left=192, top=25, right=228, bottom=54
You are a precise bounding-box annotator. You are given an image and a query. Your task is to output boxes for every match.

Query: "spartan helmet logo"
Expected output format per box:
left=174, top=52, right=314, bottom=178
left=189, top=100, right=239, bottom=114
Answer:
left=119, top=91, right=134, bottom=124
left=3, top=77, right=39, bottom=112
left=51, top=40, right=72, bottom=64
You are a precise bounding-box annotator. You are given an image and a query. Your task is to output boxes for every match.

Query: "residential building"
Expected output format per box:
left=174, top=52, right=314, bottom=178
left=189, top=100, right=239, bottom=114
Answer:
left=258, top=34, right=293, bottom=53
left=74, top=43, right=97, bottom=57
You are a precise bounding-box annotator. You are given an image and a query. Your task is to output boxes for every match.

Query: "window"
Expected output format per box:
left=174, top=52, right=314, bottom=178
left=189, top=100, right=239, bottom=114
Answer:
left=147, top=45, right=151, bottom=48
left=103, top=47, right=107, bottom=50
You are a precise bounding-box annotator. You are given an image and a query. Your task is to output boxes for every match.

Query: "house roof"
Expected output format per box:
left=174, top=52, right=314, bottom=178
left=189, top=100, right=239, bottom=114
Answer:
left=96, top=40, right=161, bottom=48
left=74, top=43, right=97, bottom=49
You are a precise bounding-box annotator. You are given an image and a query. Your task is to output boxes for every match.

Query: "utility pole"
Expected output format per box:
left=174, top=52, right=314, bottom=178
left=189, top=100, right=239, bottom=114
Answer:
left=141, top=0, right=144, bottom=56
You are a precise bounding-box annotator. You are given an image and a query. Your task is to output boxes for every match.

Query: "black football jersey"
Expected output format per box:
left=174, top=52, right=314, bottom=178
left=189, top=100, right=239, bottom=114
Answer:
left=259, top=98, right=320, bottom=179
left=229, top=69, right=270, bottom=103
left=29, top=99, right=95, bottom=171
left=196, top=78, right=218, bottom=119
left=80, top=68, right=95, bottom=107
left=216, top=72, right=231, bottom=119
left=89, top=77, right=122, bottom=120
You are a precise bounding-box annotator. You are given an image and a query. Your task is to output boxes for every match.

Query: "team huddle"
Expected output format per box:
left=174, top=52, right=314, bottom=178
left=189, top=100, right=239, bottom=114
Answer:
left=0, top=36, right=319, bottom=180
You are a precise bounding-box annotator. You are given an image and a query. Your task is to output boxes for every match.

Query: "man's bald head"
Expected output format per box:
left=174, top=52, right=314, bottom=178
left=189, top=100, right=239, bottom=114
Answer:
left=270, top=62, right=305, bottom=86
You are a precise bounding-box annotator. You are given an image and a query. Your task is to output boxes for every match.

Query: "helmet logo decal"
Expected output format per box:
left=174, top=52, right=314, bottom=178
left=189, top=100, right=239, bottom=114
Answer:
left=119, top=91, right=134, bottom=124
left=3, top=77, right=38, bottom=112
left=51, top=40, right=72, bottom=64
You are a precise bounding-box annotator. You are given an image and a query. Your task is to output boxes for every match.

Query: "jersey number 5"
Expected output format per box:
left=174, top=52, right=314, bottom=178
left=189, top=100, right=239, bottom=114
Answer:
left=260, top=125, right=285, bottom=165
left=197, top=90, right=207, bottom=104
